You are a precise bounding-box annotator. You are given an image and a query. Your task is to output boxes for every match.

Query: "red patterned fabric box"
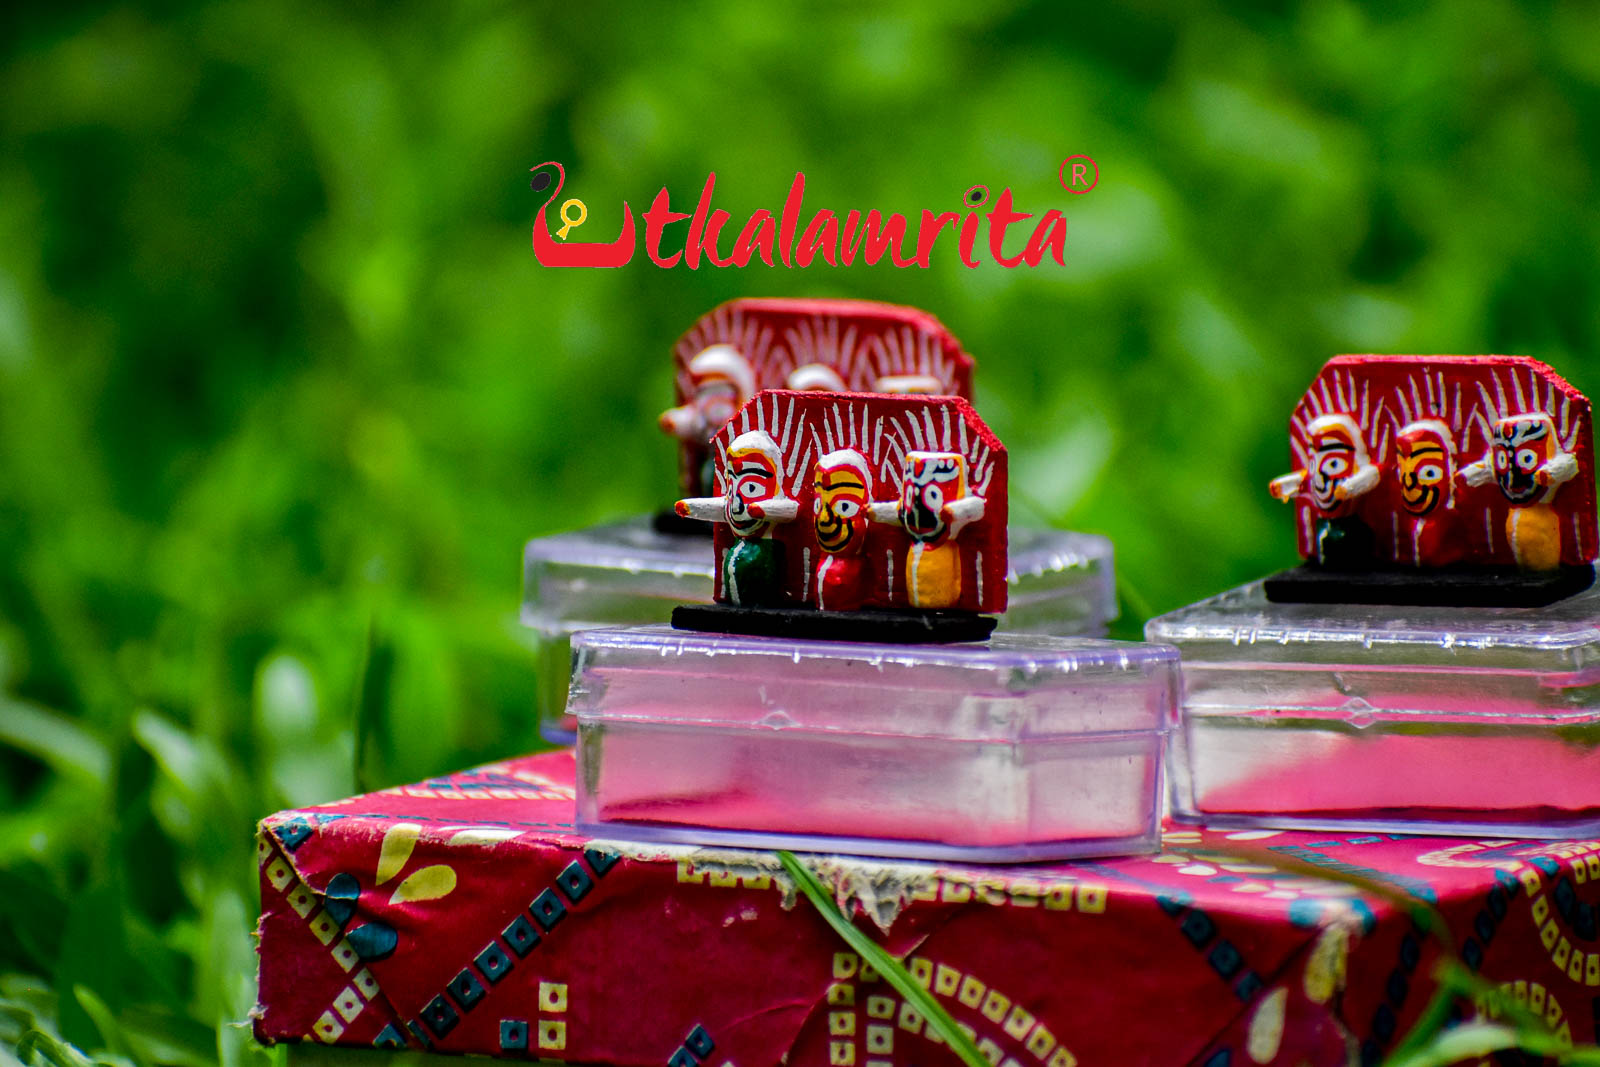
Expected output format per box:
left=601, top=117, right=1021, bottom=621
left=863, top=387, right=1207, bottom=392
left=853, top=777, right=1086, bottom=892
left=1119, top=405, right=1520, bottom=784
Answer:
left=255, top=750, right=1600, bottom=1066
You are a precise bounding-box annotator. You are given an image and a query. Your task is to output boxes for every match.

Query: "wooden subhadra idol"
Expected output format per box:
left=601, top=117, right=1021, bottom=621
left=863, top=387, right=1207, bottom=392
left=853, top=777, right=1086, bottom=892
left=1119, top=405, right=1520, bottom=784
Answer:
left=1263, top=355, right=1596, bottom=606
left=672, top=389, right=1007, bottom=643
left=811, top=449, right=873, bottom=612
left=1147, top=354, right=1600, bottom=838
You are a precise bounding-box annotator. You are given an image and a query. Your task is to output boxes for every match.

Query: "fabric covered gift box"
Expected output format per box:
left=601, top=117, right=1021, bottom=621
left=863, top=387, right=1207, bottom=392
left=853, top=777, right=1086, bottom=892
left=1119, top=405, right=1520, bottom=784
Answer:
left=256, top=750, right=1600, bottom=1066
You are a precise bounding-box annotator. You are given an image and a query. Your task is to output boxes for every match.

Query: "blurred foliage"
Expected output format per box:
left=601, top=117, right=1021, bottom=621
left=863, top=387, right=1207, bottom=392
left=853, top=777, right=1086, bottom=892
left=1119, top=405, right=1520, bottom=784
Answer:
left=2, top=0, right=1600, bottom=1063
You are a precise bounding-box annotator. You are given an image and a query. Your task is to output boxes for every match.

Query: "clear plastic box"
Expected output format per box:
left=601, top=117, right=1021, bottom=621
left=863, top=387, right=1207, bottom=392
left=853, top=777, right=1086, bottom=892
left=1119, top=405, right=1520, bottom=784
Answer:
left=524, top=518, right=1117, bottom=743
left=1146, top=578, right=1600, bottom=837
left=569, top=626, right=1176, bottom=861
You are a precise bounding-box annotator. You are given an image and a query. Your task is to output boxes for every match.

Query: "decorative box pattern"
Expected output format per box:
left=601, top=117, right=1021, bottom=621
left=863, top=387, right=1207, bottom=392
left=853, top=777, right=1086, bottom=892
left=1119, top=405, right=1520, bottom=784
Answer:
left=257, top=751, right=1600, bottom=1066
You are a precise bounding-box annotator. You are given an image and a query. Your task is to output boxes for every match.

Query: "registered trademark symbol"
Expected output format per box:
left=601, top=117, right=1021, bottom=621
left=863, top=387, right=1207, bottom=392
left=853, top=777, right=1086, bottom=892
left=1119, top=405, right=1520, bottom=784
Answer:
left=1058, top=155, right=1099, bottom=194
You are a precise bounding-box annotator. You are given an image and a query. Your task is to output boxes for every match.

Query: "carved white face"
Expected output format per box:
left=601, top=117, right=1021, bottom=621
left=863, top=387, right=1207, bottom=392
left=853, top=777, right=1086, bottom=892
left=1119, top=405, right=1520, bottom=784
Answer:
left=662, top=344, right=754, bottom=440
left=724, top=433, right=784, bottom=538
left=1306, top=415, right=1369, bottom=513
left=693, top=378, right=740, bottom=430
left=900, top=452, right=965, bottom=544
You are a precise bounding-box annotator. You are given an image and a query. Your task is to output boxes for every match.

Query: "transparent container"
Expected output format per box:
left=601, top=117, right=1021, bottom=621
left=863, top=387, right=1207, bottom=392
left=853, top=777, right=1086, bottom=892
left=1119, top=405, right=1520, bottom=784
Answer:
left=570, top=626, right=1176, bottom=862
left=524, top=518, right=1117, bottom=743
left=1146, top=577, right=1600, bottom=837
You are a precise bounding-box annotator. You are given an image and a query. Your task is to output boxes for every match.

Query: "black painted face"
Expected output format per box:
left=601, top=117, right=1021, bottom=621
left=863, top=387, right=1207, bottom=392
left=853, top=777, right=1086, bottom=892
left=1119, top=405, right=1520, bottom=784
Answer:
left=1492, top=416, right=1553, bottom=504
left=901, top=454, right=963, bottom=544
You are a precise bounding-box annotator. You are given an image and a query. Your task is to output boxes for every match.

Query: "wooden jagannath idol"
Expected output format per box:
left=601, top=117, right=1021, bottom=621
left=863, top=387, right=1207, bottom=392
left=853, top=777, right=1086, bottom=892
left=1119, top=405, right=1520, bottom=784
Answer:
left=1266, top=355, right=1597, bottom=606
left=673, top=390, right=1008, bottom=642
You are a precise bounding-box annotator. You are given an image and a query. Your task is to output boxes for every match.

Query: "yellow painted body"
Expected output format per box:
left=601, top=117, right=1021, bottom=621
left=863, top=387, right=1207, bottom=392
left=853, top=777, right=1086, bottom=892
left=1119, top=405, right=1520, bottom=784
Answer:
left=1507, top=504, right=1561, bottom=571
left=906, top=542, right=961, bottom=609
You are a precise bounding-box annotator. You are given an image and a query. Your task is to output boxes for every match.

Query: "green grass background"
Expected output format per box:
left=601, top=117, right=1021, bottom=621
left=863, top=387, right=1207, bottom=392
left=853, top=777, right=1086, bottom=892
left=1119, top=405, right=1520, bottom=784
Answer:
left=3, top=0, right=1600, bottom=1062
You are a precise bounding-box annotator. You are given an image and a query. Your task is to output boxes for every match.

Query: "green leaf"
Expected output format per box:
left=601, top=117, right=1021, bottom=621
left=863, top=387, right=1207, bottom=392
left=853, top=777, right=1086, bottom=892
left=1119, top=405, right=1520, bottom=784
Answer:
left=14, top=1028, right=92, bottom=1067
left=129, top=712, right=209, bottom=801
left=1382, top=1021, right=1579, bottom=1066
left=0, top=699, right=108, bottom=782
left=69, top=987, right=139, bottom=1067
left=776, top=851, right=988, bottom=1067
left=112, top=1008, right=216, bottom=1067
left=353, top=621, right=396, bottom=792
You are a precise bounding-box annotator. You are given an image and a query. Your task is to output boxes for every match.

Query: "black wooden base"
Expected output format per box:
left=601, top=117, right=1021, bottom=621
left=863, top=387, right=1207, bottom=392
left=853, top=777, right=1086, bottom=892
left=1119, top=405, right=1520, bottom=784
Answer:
left=671, top=603, right=998, bottom=644
left=650, top=509, right=714, bottom=537
left=1262, top=563, right=1596, bottom=608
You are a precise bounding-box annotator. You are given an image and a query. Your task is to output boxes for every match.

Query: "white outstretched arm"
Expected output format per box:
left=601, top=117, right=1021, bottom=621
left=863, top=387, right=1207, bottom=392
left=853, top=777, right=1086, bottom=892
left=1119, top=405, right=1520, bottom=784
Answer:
left=674, top=497, right=726, bottom=521
left=1268, top=471, right=1306, bottom=502
left=942, top=495, right=986, bottom=540
left=867, top=501, right=901, bottom=524
left=1458, top=455, right=1494, bottom=488
left=755, top=497, right=800, bottom=523
left=659, top=405, right=701, bottom=440
left=1540, top=450, right=1578, bottom=493
left=1340, top=462, right=1380, bottom=501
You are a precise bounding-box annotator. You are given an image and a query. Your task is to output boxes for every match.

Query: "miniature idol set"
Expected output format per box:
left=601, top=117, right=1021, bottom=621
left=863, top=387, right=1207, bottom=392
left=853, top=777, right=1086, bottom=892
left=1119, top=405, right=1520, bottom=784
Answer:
left=522, top=298, right=1116, bottom=743
left=255, top=331, right=1600, bottom=1065
left=531, top=298, right=1173, bottom=862
left=670, top=389, right=1007, bottom=642
left=1149, top=354, right=1600, bottom=837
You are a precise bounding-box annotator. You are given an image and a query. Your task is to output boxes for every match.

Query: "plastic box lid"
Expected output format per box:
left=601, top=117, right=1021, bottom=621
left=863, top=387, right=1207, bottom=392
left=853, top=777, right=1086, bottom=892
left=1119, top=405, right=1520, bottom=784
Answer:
left=569, top=627, right=1177, bottom=740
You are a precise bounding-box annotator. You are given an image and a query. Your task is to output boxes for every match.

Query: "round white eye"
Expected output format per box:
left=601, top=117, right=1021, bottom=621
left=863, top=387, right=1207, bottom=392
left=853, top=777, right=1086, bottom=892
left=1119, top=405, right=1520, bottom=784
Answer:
left=835, top=500, right=858, bottom=517
left=813, top=498, right=821, bottom=514
left=1495, top=451, right=1508, bottom=469
left=1517, top=449, right=1538, bottom=471
left=925, top=486, right=943, bottom=509
left=1322, top=457, right=1346, bottom=475
left=740, top=481, right=762, bottom=497
left=1419, top=464, right=1443, bottom=482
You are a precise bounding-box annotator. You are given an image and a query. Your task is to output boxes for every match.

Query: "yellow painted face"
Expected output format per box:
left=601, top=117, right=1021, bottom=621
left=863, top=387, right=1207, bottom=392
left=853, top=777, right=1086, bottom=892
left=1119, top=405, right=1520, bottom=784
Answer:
left=813, top=455, right=869, bottom=555
left=1396, top=426, right=1451, bottom=516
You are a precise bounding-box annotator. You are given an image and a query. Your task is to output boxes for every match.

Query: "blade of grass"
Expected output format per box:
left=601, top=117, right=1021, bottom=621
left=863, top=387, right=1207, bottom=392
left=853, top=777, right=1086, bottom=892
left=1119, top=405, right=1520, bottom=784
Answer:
left=0, top=698, right=108, bottom=782
left=70, top=987, right=143, bottom=1067
left=1114, top=571, right=1156, bottom=627
left=1189, top=842, right=1600, bottom=1066
left=14, top=1028, right=93, bottom=1067
left=1383, top=1019, right=1600, bottom=1067
left=1382, top=958, right=1600, bottom=1065
left=353, top=620, right=395, bottom=793
left=776, top=851, right=987, bottom=1067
